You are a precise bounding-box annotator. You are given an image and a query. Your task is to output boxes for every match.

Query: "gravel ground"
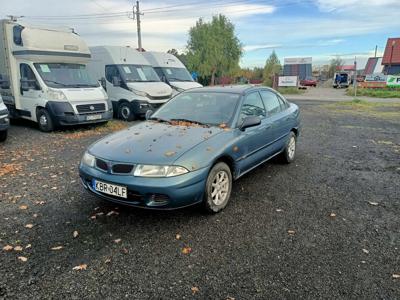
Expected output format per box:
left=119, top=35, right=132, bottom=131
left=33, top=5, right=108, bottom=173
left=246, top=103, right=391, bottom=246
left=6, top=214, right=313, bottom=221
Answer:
left=0, top=101, right=399, bottom=299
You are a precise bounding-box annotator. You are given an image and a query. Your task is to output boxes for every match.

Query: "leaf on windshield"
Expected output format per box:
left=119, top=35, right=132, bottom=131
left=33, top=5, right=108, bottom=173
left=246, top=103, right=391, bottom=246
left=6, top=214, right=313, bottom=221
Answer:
left=164, top=151, right=176, bottom=157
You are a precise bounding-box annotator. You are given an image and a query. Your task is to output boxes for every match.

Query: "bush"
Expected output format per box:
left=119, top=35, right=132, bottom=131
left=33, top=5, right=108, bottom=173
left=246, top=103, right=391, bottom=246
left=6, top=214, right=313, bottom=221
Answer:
left=347, top=87, right=400, bottom=98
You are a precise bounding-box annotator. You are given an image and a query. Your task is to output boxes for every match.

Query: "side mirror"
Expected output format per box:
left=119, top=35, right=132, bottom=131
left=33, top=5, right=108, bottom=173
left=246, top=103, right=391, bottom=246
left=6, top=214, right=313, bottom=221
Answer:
left=0, top=75, right=10, bottom=89
left=240, top=116, right=261, bottom=131
left=20, top=78, right=30, bottom=92
left=145, top=110, right=153, bottom=120
left=100, top=77, right=107, bottom=90
left=112, top=76, right=121, bottom=87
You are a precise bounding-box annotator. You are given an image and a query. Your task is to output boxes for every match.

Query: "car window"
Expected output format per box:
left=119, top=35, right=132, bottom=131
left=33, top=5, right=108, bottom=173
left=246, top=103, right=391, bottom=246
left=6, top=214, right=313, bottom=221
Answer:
left=260, top=90, right=282, bottom=115
left=277, top=95, right=289, bottom=109
left=239, top=92, right=266, bottom=123
left=20, top=63, right=39, bottom=90
left=105, top=65, right=121, bottom=83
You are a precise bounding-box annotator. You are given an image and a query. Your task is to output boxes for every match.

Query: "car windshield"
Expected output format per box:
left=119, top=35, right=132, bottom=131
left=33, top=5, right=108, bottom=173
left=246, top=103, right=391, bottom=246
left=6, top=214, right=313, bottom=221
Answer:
left=162, top=67, right=193, bottom=82
left=119, top=65, right=160, bottom=82
left=151, top=92, right=240, bottom=126
left=34, top=63, right=99, bottom=88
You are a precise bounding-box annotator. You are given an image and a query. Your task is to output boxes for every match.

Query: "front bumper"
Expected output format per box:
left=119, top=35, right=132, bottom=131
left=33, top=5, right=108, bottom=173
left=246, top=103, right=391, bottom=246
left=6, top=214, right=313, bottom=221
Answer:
left=0, top=111, right=9, bottom=131
left=79, top=164, right=208, bottom=209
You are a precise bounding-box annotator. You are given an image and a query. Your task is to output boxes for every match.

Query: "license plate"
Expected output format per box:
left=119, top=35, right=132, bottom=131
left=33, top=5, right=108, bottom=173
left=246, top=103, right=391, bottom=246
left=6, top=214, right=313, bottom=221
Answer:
left=93, top=179, right=127, bottom=199
left=86, top=114, right=102, bottom=121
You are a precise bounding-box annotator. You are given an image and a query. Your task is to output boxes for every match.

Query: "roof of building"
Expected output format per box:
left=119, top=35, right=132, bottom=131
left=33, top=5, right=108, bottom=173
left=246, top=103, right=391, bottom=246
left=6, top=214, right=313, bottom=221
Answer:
left=363, top=57, right=383, bottom=75
left=382, top=38, right=400, bottom=65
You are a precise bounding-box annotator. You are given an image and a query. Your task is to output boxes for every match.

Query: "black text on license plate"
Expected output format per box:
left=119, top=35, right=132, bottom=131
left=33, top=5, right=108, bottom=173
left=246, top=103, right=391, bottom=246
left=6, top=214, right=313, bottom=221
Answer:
left=93, top=180, right=127, bottom=199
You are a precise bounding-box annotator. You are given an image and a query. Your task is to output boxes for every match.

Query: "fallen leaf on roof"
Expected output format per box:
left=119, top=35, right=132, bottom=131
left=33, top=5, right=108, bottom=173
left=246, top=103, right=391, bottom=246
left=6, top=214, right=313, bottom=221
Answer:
left=25, top=224, right=34, bottom=229
left=18, top=256, right=28, bottom=262
left=3, top=245, right=13, bottom=252
left=19, top=205, right=28, bottom=210
left=182, top=246, right=192, bottom=255
left=72, top=264, right=87, bottom=271
left=164, top=151, right=176, bottom=157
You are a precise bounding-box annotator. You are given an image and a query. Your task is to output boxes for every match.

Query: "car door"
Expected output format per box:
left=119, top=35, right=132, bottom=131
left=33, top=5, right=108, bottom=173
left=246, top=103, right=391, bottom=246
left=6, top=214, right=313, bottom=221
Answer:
left=19, top=63, right=41, bottom=120
left=236, top=91, right=275, bottom=174
left=260, top=90, right=291, bottom=151
left=105, top=65, right=124, bottom=102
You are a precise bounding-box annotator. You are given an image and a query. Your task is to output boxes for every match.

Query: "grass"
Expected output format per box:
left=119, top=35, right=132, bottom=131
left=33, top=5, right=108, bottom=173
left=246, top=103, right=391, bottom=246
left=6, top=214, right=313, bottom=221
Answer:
left=277, top=87, right=305, bottom=95
left=346, top=87, right=400, bottom=98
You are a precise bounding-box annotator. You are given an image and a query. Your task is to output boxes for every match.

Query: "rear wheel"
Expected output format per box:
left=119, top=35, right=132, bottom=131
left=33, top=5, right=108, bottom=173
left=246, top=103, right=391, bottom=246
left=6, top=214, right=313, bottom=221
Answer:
left=118, top=102, right=136, bottom=121
left=37, top=109, right=54, bottom=132
left=203, top=162, right=232, bottom=213
left=0, top=130, right=7, bottom=142
left=281, top=132, right=297, bottom=163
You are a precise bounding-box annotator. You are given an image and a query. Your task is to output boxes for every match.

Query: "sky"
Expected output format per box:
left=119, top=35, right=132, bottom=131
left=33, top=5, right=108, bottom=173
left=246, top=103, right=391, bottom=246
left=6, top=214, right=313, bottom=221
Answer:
left=2, top=0, right=400, bottom=69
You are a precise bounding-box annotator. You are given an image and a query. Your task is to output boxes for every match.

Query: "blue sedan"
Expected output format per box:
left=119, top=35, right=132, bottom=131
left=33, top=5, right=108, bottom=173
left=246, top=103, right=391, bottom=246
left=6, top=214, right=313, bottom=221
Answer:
left=79, top=85, right=300, bottom=213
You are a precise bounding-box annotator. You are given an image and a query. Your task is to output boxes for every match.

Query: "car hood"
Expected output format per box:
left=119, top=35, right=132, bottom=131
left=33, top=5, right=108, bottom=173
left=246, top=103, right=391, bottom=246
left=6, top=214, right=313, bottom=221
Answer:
left=88, top=121, right=224, bottom=165
left=170, top=81, right=203, bottom=90
left=60, top=87, right=107, bottom=102
left=126, top=82, right=172, bottom=97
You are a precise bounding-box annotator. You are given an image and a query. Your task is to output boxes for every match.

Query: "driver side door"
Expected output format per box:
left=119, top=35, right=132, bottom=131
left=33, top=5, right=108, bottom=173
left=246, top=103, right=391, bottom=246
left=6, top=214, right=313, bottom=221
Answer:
left=19, top=63, right=41, bottom=120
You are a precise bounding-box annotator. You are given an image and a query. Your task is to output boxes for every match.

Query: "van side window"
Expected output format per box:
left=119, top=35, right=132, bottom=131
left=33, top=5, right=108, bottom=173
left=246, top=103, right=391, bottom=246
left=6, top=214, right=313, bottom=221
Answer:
left=20, top=64, right=39, bottom=90
left=239, top=92, right=266, bottom=123
left=13, top=25, right=24, bottom=46
left=154, top=67, right=164, bottom=80
left=105, top=65, right=121, bottom=83
left=260, top=90, right=282, bottom=115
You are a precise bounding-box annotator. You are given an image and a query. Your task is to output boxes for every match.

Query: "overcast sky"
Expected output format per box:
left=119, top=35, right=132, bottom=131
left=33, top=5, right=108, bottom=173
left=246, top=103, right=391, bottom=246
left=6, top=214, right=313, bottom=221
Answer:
left=2, top=0, right=399, bottom=68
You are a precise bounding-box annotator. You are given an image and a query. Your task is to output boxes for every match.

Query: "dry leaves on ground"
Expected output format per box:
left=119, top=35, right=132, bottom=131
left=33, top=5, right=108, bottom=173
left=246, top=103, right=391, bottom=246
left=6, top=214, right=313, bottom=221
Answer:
left=72, top=264, right=87, bottom=271
left=18, top=256, right=28, bottom=262
left=114, top=239, right=122, bottom=244
left=73, top=231, right=79, bottom=238
left=51, top=246, right=63, bottom=251
left=14, top=246, right=23, bottom=252
left=191, top=287, right=199, bottom=294
left=25, top=224, right=34, bottom=229
left=368, top=201, right=379, bottom=206
left=19, top=205, right=28, bottom=210
left=287, top=230, right=296, bottom=235
left=175, top=234, right=181, bottom=240
left=3, top=245, right=13, bottom=252
left=182, top=246, right=192, bottom=255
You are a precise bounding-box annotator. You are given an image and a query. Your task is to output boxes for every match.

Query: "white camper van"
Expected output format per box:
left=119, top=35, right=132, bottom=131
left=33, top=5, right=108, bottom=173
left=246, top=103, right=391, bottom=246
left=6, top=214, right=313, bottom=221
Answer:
left=0, top=19, right=112, bottom=132
left=0, top=94, right=9, bottom=142
left=142, top=51, right=202, bottom=94
left=88, top=46, right=172, bottom=121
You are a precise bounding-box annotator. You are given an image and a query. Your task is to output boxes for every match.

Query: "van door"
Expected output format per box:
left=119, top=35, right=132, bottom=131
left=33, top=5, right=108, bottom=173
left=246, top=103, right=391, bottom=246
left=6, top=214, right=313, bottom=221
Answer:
left=105, top=65, right=123, bottom=102
left=19, top=63, right=41, bottom=120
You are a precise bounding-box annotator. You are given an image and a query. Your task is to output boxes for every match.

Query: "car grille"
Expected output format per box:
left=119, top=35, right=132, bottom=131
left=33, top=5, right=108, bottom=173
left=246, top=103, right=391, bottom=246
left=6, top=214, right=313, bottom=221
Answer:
left=76, top=103, right=105, bottom=114
left=148, top=95, right=171, bottom=101
left=95, top=158, right=134, bottom=175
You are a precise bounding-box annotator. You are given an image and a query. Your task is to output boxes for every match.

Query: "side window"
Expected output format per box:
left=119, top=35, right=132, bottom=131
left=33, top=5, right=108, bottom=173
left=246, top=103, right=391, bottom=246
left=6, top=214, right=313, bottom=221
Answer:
left=20, top=64, right=39, bottom=90
left=105, top=65, right=120, bottom=83
left=154, top=67, right=164, bottom=79
left=13, top=25, right=24, bottom=46
left=260, top=90, right=282, bottom=115
left=239, top=92, right=266, bottom=123
left=277, top=95, right=289, bottom=110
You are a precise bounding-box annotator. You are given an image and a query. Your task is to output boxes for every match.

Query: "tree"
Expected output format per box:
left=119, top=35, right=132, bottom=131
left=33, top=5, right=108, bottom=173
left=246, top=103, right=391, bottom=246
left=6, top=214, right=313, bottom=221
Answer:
left=263, top=50, right=281, bottom=87
left=167, top=49, right=188, bottom=66
left=186, top=15, right=242, bottom=85
left=328, top=56, right=344, bottom=78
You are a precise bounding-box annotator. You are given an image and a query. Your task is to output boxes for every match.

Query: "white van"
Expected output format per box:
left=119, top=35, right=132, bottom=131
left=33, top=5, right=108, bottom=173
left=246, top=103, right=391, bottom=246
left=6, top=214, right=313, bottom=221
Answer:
left=0, top=94, right=9, bottom=142
left=0, top=19, right=112, bottom=132
left=88, top=46, right=172, bottom=121
left=142, top=51, right=202, bottom=95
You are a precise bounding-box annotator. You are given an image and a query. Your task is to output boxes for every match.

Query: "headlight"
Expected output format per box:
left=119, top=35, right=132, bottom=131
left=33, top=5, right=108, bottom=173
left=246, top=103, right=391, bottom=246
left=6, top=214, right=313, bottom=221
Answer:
left=81, top=151, right=95, bottom=167
left=129, top=88, right=149, bottom=98
left=47, top=88, right=67, bottom=100
left=134, top=165, right=189, bottom=177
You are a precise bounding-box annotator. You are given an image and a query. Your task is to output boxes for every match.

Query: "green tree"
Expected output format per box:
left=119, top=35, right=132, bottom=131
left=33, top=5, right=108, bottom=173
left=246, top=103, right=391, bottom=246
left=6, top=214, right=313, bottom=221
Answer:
left=186, top=15, right=242, bottom=85
left=263, top=51, right=281, bottom=87
left=328, top=56, right=344, bottom=78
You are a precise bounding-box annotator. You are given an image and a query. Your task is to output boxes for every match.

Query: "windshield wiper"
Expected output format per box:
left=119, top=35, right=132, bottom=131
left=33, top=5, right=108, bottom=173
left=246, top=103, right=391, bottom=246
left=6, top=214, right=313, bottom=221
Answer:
left=167, top=77, right=185, bottom=82
left=72, top=84, right=99, bottom=88
left=44, top=80, right=68, bottom=87
left=170, top=118, right=209, bottom=127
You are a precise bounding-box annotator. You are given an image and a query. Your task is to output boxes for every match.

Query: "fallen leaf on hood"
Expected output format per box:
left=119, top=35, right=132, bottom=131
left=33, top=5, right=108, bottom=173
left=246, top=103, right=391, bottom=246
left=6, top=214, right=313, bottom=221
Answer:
left=51, top=246, right=63, bottom=251
left=287, top=230, right=296, bottom=235
left=25, top=224, right=34, bottom=229
left=393, top=274, right=400, bottom=279
left=3, top=245, right=13, bottom=252
left=14, top=246, right=23, bottom=252
left=362, top=249, right=369, bottom=254
left=175, top=234, right=181, bottom=240
left=18, top=256, right=28, bottom=262
left=19, top=205, right=28, bottom=210
left=191, top=287, right=199, bottom=294
left=368, top=201, right=379, bottom=206
left=106, top=211, right=119, bottom=217
left=330, top=213, right=336, bottom=218
left=72, top=264, right=87, bottom=271
left=219, top=123, right=227, bottom=129
left=182, top=246, right=192, bottom=255
left=114, top=238, right=122, bottom=244
left=73, top=231, right=79, bottom=238
left=164, top=151, right=176, bottom=157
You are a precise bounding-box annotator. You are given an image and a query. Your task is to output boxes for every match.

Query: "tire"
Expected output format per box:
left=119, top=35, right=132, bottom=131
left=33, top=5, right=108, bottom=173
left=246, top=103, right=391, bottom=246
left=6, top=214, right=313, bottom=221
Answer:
left=203, top=162, right=233, bottom=213
left=0, top=130, right=7, bottom=142
left=118, top=102, right=136, bottom=121
left=37, top=109, right=54, bottom=132
left=281, top=131, right=297, bottom=164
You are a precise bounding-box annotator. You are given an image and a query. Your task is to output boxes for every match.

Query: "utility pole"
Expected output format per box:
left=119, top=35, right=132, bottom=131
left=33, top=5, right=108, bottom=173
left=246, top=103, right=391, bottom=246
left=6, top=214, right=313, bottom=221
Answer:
left=353, top=56, right=357, bottom=98
left=374, top=45, right=377, bottom=58
left=133, top=1, right=143, bottom=52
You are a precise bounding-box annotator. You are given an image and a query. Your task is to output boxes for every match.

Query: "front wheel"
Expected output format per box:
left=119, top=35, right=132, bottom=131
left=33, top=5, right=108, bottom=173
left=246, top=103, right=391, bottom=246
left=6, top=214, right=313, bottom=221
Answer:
left=37, top=109, right=54, bottom=132
left=118, top=102, right=136, bottom=121
left=203, top=162, right=232, bottom=213
left=281, top=132, right=297, bottom=163
left=0, top=130, right=7, bottom=142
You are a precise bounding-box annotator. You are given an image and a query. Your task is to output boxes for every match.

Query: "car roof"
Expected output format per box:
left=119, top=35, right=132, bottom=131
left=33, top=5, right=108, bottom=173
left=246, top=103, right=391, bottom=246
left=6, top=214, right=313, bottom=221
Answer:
left=187, top=85, right=273, bottom=95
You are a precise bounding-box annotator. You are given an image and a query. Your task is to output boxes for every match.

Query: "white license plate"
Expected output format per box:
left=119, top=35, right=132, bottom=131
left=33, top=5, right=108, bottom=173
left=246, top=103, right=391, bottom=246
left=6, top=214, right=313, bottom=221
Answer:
left=93, top=180, right=127, bottom=199
left=86, top=114, right=102, bottom=121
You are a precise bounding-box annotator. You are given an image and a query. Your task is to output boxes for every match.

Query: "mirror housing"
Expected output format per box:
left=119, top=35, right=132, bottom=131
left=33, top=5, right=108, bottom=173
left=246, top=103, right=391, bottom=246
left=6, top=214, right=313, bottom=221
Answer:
left=112, top=76, right=121, bottom=87
left=100, top=77, right=107, bottom=90
left=145, top=110, right=153, bottom=120
left=240, top=116, right=261, bottom=131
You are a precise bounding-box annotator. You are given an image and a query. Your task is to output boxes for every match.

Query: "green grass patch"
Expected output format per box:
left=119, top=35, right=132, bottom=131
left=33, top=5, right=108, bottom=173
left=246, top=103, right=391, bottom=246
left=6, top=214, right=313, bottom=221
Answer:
left=277, top=87, right=305, bottom=95
left=346, top=87, right=400, bottom=98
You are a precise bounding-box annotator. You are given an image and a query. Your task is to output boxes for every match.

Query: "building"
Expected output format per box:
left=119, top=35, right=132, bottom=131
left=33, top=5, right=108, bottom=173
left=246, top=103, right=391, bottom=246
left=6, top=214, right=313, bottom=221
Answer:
left=283, top=57, right=312, bottom=80
left=363, top=57, right=384, bottom=75
left=382, top=38, right=400, bottom=75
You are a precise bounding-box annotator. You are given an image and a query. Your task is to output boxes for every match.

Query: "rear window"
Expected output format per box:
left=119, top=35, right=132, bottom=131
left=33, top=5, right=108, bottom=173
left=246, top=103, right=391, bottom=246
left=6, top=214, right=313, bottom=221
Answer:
left=13, top=25, right=24, bottom=46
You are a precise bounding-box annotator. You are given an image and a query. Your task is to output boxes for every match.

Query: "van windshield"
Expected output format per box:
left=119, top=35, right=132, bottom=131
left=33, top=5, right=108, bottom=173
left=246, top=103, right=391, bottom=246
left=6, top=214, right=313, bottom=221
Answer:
left=159, top=67, right=193, bottom=82
left=118, top=65, right=160, bottom=82
left=34, top=63, right=99, bottom=88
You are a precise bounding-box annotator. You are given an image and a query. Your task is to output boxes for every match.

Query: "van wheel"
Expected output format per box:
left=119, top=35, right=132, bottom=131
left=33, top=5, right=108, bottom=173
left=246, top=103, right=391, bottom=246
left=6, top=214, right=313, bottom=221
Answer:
left=280, top=132, right=296, bottom=163
left=118, top=102, right=135, bottom=121
left=37, top=109, right=54, bottom=132
left=203, top=162, right=232, bottom=213
left=0, top=130, right=7, bottom=142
